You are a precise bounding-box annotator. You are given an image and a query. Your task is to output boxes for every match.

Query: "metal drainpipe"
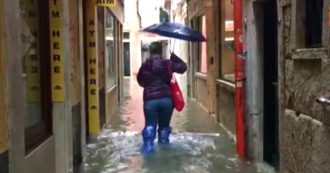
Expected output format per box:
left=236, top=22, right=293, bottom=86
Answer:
left=234, top=0, right=246, bottom=159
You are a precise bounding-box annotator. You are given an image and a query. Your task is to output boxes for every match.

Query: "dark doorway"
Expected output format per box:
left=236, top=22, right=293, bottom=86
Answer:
left=124, top=42, right=130, bottom=76
left=0, top=152, right=8, bottom=173
left=305, top=0, right=323, bottom=48
left=262, top=0, right=279, bottom=170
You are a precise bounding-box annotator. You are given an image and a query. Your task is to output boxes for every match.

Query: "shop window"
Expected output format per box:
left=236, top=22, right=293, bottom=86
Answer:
left=105, top=10, right=117, bottom=89
left=220, top=0, right=235, bottom=82
left=20, top=0, right=52, bottom=152
left=105, top=11, right=113, bottom=29
left=293, top=0, right=324, bottom=48
left=198, top=15, right=207, bottom=74
left=98, top=8, right=105, bottom=89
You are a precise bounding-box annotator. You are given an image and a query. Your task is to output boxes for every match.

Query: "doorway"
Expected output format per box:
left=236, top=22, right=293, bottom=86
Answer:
left=124, top=42, right=130, bottom=76
left=262, top=0, right=279, bottom=169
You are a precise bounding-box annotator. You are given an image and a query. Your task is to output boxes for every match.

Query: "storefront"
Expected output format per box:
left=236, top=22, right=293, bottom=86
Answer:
left=0, top=0, right=124, bottom=172
left=187, top=0, right=236, bottom=138
left=2, top=0, right=86, bottom=172
left=84, top=0, right=124, bottom=137
left=104, top=7, right=124, bottom=125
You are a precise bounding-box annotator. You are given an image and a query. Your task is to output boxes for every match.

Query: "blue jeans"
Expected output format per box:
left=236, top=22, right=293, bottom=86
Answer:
left=144, top=97, right=174, bottom=129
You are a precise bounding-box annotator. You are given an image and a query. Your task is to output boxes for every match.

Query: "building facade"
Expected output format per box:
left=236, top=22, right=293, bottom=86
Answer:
left=185, top=0, right=237, bottom=140
left=277, top=0, right=330, bottom=172
left=0, top=0, right=124, bottom=173
left=186, top=0, right=330, bottom=172
left=243, top=0, right=279, bottom=171
left=123, top=0, right=142, bottom=76
left=244, top=0, right=330, bottom=172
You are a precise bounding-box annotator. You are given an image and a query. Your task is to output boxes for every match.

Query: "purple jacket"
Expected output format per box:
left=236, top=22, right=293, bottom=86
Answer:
left=137, top=53, right=187, bottom=102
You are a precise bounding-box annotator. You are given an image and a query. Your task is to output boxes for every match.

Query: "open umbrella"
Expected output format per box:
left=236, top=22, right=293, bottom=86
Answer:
left=142, top=22, right=206, bottom=42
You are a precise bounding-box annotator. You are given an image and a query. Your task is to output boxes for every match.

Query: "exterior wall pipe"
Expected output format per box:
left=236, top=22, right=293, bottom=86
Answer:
left=233, top=0, right=246, bottom=158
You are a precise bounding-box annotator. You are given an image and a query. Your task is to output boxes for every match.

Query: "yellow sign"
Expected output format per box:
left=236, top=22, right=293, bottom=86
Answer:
left=87, top=0, right=100, bottom=135
left=96, top=0, right=116, bottom=7
left=50, top=0, right=65, bottom=102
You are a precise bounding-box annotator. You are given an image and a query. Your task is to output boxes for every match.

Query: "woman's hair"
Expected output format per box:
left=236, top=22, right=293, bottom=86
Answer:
left=148, top=42, right=162, bottom=55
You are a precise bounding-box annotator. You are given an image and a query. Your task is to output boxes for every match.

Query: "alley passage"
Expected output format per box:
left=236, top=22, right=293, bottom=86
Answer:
left=84, top=78, right=259, bottom=173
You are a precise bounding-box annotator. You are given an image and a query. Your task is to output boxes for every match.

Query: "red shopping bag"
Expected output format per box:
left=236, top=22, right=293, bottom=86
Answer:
left=168, top=64, right=185, bottom=111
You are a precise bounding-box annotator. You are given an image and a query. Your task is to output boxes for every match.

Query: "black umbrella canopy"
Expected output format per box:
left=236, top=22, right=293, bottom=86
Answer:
left=142, top=22, right=207, bottom=42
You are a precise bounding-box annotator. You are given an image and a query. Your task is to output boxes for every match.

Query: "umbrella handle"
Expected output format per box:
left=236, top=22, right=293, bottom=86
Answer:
left=170, top=39, right=176, bottom=53
left=169, top=12, right=176, bottom=54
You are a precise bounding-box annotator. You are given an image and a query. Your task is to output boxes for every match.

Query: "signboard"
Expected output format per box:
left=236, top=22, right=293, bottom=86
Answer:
left=87, top=0, right=100, bottom=135
left=96, top=0, right=116, bottom=7
left=50, top=0, right=65, bottom=102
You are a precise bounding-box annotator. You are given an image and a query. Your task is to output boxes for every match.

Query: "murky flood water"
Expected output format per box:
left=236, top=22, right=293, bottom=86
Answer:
left=84, top=78, right=260, bottom=173
left=84, top=130, right=259, bottom=173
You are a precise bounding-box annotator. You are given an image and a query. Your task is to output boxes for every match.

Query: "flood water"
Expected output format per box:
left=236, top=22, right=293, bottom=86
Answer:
left=84, top=78, right=260, bottom=173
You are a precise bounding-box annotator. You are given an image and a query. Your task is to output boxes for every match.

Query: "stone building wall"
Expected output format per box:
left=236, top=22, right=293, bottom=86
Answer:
left=278, top=0, right=330, bottom=172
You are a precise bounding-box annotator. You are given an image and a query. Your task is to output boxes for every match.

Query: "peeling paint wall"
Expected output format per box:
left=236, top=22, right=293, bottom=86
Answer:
left=278, top=0, right=330, bottom=172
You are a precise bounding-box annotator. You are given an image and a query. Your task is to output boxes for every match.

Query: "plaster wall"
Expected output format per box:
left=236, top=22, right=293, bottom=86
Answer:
left=278, top=0, right=330, bottom=172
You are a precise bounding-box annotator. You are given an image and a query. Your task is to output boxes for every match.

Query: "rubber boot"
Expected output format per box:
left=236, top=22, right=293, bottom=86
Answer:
left=158, top=127, right=172, bottom=144
left=142, top=126, right=156, bottom=153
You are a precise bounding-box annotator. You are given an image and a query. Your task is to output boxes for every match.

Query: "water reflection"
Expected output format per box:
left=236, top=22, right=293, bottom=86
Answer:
left=85, top=129, right=259, bottom=173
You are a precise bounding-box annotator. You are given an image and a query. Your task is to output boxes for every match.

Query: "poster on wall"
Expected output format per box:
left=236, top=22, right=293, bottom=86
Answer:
left=50, top=0, right=65, bottom=102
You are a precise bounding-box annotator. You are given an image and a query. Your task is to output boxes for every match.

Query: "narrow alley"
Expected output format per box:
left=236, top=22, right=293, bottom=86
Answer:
left=84, top=78, right=258, bottom=173
left=0, top=0, right=329, bottom=173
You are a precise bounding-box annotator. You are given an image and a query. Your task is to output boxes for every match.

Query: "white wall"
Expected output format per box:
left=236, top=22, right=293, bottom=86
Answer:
left=123, top=0, right=166, bottom=76
left=124, top=0, right=142, bottom=76
left=138, top=0, right=164, bottom=28
left=170, top=1, right=188, bottom=62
